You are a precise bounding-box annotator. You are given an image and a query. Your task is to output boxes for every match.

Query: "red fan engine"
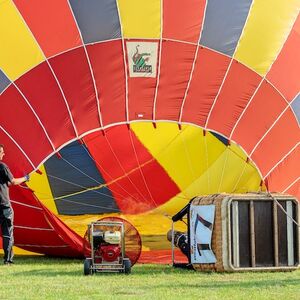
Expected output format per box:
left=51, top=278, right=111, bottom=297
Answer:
left=100, top=244, right=121, bottom=262
left=83, top=217, right=142, bottom=275
left=95, top=230, right=122, bottom=262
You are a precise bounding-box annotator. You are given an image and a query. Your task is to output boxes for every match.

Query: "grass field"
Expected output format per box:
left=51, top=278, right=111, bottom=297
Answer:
left=0, top=256, right=299, bottom=300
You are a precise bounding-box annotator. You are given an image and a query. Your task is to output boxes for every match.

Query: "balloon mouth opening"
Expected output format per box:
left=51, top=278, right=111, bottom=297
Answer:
left=27, top=121, right=263, bottom=218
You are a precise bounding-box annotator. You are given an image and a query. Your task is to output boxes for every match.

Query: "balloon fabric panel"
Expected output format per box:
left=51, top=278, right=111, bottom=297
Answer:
left=10, top=186, right=84, bottom=257
left=117, top=0, right=161, bottom=38
left=285, top=182, right=300, bottom=199
left=27, top=165, right=58, bottom=215
left=266, top=146, right=299, bottom=198
left=200, top=0, right=253, bottom=56
left=0, top=86, right=53, bottom=168
left=207, top=60, right=262, bottom=137
left=44, top=141, right=119, bottom=215
left=234, top=0, right=300, bottom=76
left=250, top=109, right=300, bottom=176
left=49, top=47, right=100, bottom=136
left=0, top=0, right=44, bottom=80
left=163, top=0, right=205, bottom=43
left=148, top=127, right=262, bottom=215
left=0, top=129, right=32, bottom=176
left=131, top=123, right=227, bottom=193
left=13, top=0, right=82, bottom=58
left=155, top=41, right=197, bottom=120
left=13, top=201, right=52, bottom=230
left=14, top=229, right=64, bottom=247
left=86, top=41, right=126, bottom=126
left=69, top=0, right=121, bottom=44
left=83, top=126, right=180, bottom=213
left=15, top=62, right=77, bottom=147
left=267, top=14, right=300, bottom=102
left=181, top=47, right=231, bottom=126
left=0, top=69, right=10, bottom=94
left=180, top=144, right=259, bottom=194
left=231, top=80, right=288, bottom=155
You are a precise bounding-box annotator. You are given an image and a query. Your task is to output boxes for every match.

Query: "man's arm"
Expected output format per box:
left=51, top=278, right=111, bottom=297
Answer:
left=10, top=175, right=29, bottom=185
left=1, top=162, right=30, bottom=185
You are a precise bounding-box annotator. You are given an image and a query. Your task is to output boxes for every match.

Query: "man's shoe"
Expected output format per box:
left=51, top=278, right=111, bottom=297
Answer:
left=3, top=261, right=14, bottom=265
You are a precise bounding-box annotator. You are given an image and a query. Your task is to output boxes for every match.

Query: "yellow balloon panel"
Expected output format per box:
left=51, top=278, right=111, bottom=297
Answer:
left=131, top=123, right=226, bottom=191
left=0, top=0, right=44, bottom=80
left=117, top=0, right=161, bottom=38
left=216, top=145, right=262, bottom=194
left=27, top=165, right=58, bottom=214
left=234, top=0, right=299, bottom=76
left=151, top=136, right=262, bottom=215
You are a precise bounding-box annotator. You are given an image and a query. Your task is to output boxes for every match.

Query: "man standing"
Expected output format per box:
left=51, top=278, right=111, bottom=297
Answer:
left=0, top=144, right=29, bottom=265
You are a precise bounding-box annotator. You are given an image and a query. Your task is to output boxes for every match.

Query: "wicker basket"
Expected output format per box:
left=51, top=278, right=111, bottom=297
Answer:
left=191, top=193, right=300, bottom=272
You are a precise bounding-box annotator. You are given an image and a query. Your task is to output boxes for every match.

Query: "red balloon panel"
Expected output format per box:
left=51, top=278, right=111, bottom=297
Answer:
left=0, top=131, right=32, bottom=175
left=14, top=0, right=82, bottom=58
left=155, top=41, right=197, bottom=120
left=207, top=60, right=262, bottom=137
left=49, top=47, right=100, bottom=136
left=14, top=228, right=65, bottom=246
left=16, top=62, right=77, bottom=148
left=0, top=86, right=53, bottom=167
left=231, top=80, right=287, bottom=155
left=267, top=14, right=300, bottom=102
left=266, top=145, right=299, bottom=197
left=83, top=126, right=180, bottom=213
left=181, top=47, right=231, bottom=127
left=163, top=0, right=205, bottom=43
left=251, top=109, right=300, bottom=176
left=87, top=41, right=126, bottom=126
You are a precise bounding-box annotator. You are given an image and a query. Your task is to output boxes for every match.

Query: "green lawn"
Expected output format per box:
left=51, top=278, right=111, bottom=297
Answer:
left=0, top=256, right=299, bottom=300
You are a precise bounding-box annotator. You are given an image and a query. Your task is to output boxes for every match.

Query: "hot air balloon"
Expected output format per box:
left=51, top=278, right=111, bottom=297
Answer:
left=0, top=0, right=299, bottom=262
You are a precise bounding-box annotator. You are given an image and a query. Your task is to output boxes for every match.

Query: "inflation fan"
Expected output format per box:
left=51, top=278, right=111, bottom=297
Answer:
left=83, top=217, right=142, bottom=275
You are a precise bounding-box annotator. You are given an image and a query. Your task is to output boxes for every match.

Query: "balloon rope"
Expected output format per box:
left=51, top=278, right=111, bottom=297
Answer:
left=267, top=192, right=300, bottom=228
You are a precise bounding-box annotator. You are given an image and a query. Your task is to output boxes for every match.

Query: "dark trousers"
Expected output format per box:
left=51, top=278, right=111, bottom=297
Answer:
left=0, top=206, right=14, bottom=263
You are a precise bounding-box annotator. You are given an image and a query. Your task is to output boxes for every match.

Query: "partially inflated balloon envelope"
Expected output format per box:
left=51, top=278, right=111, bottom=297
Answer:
left=0, top=0, right=299, bottom=261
